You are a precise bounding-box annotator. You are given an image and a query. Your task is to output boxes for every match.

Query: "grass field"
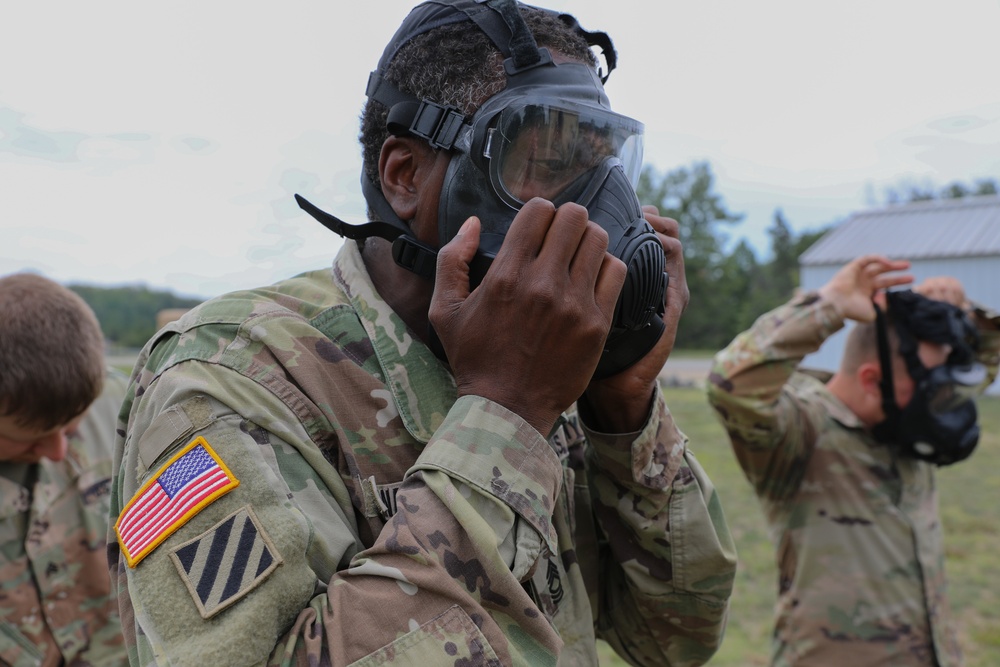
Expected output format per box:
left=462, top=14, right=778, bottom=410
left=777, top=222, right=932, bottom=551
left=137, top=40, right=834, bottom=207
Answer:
left=598, top=387, right=1000, bottom=666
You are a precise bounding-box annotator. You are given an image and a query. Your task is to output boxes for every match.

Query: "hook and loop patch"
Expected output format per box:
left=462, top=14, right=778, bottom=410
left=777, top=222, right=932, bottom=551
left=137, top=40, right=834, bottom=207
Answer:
left=116, top=436, right=240, bottom=567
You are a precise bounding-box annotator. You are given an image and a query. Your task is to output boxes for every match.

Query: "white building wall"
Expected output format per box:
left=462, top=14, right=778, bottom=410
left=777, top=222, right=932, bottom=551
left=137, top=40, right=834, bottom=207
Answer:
left=800, top=255, right=1000, bottom=393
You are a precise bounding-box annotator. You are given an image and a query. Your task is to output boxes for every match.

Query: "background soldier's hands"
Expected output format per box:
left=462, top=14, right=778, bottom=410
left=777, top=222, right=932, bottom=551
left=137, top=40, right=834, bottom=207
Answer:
left=914, top=275, right=970, bottom=310
left=819, top=254, right=913, bottom=323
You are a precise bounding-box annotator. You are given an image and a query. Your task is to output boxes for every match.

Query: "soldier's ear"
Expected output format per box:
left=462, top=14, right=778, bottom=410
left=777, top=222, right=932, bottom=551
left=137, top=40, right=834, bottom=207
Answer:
left=856, top=361, right=885, bottom=421
left=379, top=137, right=426, bottom=223
left=858, top=361, right=882, bottom=395
left=379, top=137, right=449, bottom=247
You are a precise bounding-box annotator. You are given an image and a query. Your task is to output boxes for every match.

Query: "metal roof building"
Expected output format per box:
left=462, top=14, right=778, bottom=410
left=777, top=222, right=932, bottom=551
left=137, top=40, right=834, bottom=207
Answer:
left=798, top=195, right=1000, bottom=393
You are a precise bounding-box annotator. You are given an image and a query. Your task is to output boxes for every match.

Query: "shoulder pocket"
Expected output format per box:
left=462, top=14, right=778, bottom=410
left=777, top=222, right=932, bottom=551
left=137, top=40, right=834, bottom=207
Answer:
left=136, top=395, right=216, bottom=475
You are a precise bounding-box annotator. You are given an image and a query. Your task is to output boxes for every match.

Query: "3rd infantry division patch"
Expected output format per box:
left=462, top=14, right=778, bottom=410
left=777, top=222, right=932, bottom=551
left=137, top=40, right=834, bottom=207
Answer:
left=169, top=505, right=282, bottom=619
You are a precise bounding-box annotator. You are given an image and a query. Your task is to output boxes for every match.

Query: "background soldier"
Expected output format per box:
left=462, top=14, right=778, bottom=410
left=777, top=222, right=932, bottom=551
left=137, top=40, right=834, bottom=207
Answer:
left=0, top=272, right=128, bottom=666
left=707, top=255, right=999, bottom=666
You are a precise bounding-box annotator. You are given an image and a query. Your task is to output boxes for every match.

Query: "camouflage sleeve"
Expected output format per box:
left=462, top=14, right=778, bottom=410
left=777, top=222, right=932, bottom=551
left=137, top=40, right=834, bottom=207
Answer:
left=113, top=363, right=566, bottom=666
left=704, top=292, right=844, bottom=499
left=970, top=301, right=1000, bottom=388
left=274, top=395, right=566, bottom=666
left=578, top=391, right=737, bottom=666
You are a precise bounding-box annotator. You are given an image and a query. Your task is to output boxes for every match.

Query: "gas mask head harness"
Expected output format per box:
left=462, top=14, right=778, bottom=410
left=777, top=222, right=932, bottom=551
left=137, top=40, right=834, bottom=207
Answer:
left=871, top=289, right=986, bottom=466
left=295, top=0, right=667, bottom=379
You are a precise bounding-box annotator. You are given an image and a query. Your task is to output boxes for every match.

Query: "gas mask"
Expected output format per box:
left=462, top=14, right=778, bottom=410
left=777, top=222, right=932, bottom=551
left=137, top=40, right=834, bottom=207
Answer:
left=871, top=289, right=986, bottom=466
left=295, top=0, right=667, bottom=379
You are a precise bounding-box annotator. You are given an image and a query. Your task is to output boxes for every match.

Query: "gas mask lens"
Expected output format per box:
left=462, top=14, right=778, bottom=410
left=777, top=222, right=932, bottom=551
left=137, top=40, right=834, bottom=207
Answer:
left=926, top=363, right=987, bottom=413
left=485, top=103, right=643, bottom=206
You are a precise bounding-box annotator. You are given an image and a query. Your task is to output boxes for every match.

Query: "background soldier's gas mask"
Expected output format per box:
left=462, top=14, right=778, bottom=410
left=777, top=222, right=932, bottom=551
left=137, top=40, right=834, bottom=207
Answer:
left=296, top=0, right=667, bottom=379
left=871, top=289, right=986, bottom=466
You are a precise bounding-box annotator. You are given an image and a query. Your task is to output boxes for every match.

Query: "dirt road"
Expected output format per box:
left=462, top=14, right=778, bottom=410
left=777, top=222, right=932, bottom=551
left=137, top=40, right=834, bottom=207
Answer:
left=658, top=357, right=712, bottom=387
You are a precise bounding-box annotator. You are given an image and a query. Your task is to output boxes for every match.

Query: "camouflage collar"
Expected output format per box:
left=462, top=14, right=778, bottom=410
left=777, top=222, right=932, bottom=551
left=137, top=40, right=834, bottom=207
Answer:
left=792, top=371, right=864, bottom=430
left=0, top=466, right=33, bottom=520
left=824, top=391, right=864, bottom=430
left=332, top=243, right=457, bottom=443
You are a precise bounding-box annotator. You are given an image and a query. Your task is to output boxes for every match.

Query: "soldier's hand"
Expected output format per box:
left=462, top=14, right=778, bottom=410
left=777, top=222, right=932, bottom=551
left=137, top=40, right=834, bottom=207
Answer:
left=583, top=206, right=688, bottom=432
left=430, top=198, right=626, bottom=436
left=819, top=254, right=913, bottom=323
left=915, top=276, right=970, bottom=310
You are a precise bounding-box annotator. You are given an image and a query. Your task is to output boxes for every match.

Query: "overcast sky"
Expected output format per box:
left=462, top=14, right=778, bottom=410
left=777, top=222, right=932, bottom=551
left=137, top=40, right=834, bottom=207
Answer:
left=3, top=0, right=998, bottom=300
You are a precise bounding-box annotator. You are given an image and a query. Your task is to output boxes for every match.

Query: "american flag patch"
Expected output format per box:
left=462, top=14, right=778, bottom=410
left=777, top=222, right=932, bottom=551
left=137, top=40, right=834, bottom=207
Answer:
left=116, top=436, right=239, bottom=567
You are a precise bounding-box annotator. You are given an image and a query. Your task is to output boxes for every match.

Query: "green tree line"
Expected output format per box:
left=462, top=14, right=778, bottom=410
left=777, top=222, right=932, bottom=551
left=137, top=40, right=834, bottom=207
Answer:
left=69, top=284, right=203, bottom=348
left=636, top=162, right=998, bottom=351
left=636, top=162, right=829, bottom=351
left=69, top=163, right=996, bottom=351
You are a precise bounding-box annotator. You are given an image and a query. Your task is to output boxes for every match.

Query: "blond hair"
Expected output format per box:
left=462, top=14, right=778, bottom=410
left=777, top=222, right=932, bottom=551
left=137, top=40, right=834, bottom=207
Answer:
left=840, top=315, right=902, bottom=376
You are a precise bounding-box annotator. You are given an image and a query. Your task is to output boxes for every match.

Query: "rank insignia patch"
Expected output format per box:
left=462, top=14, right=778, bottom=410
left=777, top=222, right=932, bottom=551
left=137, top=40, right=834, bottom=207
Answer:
left=116, top=436, right=239, bottom=567
left=169, top=505, right=282, bottom=619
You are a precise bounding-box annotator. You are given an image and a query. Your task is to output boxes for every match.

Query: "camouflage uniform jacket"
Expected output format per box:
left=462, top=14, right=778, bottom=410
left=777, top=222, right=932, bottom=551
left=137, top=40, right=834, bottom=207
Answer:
left=109, top=242, right=736, bottom=667
left=706, top=291, right=1000, bottom=667
left=0, top=369, right=129, bottom=667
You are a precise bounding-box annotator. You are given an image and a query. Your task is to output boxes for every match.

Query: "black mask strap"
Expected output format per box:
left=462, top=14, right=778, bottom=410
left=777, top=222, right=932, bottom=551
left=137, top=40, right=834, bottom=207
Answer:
left=552, top=12, right=616, bottom=82
left=477, top=0, right=542, bottom=70
left=873, top=301, right=902, bottom=429
left=294, top=194, right=438, bottom=280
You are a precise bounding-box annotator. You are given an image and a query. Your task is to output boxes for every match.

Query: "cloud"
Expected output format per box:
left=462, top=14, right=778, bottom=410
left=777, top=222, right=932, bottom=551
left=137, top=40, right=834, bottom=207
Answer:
left=0, top=106, right=86, bottom=163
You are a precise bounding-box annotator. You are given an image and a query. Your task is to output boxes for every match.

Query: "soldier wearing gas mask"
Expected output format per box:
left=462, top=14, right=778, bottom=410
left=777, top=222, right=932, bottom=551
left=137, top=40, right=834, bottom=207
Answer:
left=298, top=0, right=670, bottom=379
left=707, top=256, right=1000, bottom=667
left=109, top=1, right=736, bottom=665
